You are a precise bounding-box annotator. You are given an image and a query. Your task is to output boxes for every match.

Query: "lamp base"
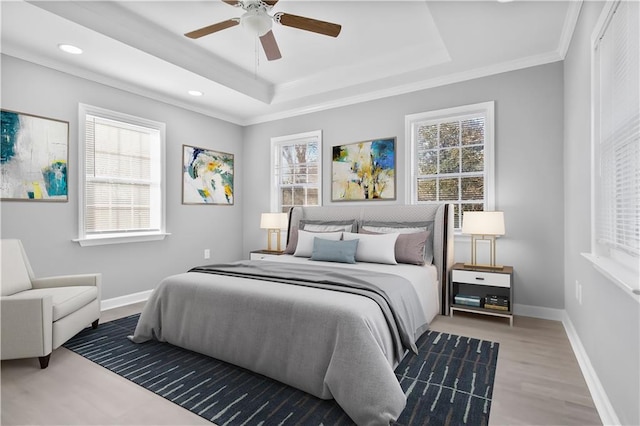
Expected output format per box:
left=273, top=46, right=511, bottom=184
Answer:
left=266, top=228, right=282, bottom=252
left=463, top=263, right=504, bottom=271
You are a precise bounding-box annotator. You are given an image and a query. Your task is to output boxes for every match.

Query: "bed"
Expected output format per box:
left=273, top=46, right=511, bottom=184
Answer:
left=131, top=204, right=454, bottom=425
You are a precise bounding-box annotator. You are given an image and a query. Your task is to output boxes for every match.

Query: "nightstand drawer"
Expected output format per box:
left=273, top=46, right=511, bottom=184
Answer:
left=251, top=253, right=275, bottom=260
left=250, top=250, right=284, bottom=261
left=452, top=269, right=511, bottom=288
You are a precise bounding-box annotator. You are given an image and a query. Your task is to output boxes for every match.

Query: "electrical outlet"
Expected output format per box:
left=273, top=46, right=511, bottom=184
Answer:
left=577, top=281, right=583, bottom=305
left=204, top=249, right=210, bottom=259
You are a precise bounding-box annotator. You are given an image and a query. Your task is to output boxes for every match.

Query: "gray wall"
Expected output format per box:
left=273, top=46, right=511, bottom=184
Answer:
left=243, top=62, right=565, bottom=310
left=563, top=3, right=640, bottom=425
left=0, top=55, right=245, bottom=301
left=1, top=56, right=567, bottom=311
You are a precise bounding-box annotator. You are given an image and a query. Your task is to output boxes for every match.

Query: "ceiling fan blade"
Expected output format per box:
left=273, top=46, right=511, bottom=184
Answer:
left=260, top=30, right=282, bottom=61
left=275, top=13, right=341, bottom=38
left=184, top=19, right=239, bottom=39
left=221, top=0, right=241, bottom=6
left=263, top=0, right=279, bottom=6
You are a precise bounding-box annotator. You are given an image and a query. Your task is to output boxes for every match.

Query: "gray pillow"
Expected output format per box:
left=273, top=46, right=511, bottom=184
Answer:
left=284, top=226, right=300, bottom=254
left=285, top=219, right=358, bottom=254
left=299, top=219, right=357, bottom=232
left=310, top=238, right=359, bottom=264
left=360, top=221, right=434, bottom=265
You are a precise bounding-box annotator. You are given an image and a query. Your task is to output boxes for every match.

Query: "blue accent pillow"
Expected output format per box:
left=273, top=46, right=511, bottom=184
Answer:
left=310, top=238, right=359, bottom=264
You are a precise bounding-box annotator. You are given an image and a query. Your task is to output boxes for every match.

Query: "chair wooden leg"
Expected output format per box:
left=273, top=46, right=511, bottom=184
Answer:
left=39, top=354, right=51, bottom=369
left=92, top=319, right=99, bottom=329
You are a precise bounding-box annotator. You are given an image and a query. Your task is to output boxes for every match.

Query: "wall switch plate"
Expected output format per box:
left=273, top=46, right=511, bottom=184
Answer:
left=204, top=249, right=210, bottom=259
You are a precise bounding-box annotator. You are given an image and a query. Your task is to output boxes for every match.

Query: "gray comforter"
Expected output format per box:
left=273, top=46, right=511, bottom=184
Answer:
left=131, top=260, right=428, bottom=425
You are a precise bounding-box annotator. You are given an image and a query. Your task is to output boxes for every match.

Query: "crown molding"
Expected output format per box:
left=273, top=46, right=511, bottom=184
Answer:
left=242, top=50, right=564, bottom=126
left=557, top=0, right=584, bottom=59
left=5, top=43, right=564, bottom=128
left=2, top=49, right=243, bottom=126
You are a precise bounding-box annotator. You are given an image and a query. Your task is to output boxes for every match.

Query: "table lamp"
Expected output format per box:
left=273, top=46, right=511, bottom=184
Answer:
left=260, top=212, right=288, bottom=252
left=462, top=211, right=505, bottom=270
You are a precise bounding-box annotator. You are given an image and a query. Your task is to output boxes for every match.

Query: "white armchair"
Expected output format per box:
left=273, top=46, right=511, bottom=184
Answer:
left=1, top=239, right=101, bottom=368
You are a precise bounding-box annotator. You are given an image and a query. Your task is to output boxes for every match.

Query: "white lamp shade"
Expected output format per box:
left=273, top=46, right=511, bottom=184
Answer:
left=260, top=212, right=288, bottom=229
left=462, top=211, right=505, bottom=235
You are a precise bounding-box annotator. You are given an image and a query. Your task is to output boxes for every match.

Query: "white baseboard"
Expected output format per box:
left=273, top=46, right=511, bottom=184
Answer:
left=513, top=303, right=565, bottom=321
left=508, top=303, right=619, bottom=425
left=100, top=290, right=152, bottom=311
left=562, top=311, right=620, bottom=426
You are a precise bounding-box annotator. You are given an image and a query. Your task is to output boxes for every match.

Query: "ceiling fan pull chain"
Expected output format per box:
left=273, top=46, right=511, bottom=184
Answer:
left=254, top=37, right=260, bottom=78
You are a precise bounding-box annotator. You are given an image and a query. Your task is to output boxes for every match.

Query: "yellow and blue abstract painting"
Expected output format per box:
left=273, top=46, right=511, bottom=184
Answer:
left=182, top=145, right=234, bottom=205
left=332, top=137, right=396, bottom=201
left=1, top=110, right=68, bottom=201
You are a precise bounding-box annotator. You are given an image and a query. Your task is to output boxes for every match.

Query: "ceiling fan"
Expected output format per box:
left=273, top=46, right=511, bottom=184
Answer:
left=184, top=0, right=342, bottom=61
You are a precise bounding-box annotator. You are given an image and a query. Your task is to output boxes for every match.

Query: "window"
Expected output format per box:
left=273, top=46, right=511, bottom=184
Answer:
left=76, top=104, right=167, bottom=246
left=585, top=1, right=639, bottom=294
left=405, top=101, right=495, bottom=230
left=270, top=130, right=322, bottom=213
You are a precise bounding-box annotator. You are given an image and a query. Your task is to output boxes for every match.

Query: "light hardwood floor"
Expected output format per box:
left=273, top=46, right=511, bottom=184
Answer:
left=1, top=304, right=602, bottom=425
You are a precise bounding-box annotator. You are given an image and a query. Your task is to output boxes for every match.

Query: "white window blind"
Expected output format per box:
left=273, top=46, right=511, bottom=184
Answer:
left=76, top=104, right=167, bottom=246
left=406, top=102, right=495, bottom=230
left=271, top=130, right=322, bottom=213
left=595, top=0, right=639, bottom=257
left=586, top=0, right=640, bottom=296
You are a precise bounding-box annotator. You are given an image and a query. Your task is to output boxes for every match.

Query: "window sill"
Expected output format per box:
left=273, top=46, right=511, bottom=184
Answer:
left=581, top=253, right=640, bottom=302
left=74, top=232, right=171, bottom=247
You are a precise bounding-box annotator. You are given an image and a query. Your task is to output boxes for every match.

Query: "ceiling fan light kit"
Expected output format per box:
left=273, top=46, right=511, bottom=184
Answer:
left=184, top=0, right=341, bottom=61
left=241, top=9, right=272, bottom=36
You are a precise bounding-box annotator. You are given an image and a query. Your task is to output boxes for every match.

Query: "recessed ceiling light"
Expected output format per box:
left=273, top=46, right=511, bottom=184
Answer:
left=188, top=90, right=203, bottom=97
left=58, top=44, right=83, bottom=55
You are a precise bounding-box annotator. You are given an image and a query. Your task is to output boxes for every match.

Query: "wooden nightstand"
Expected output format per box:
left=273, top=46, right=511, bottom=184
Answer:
left=450, top=262, right=514, bottom=326
left=250, top=250, right=285, bottom=261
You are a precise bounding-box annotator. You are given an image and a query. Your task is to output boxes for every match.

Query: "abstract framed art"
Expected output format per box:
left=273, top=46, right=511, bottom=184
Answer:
left=182, top=144, right=234, bottom=205
left=332, top=137, right=396, bottom=201
left=1, top=109, right=69, bottom=201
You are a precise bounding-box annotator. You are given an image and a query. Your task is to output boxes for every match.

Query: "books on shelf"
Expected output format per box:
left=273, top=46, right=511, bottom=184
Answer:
left=453, top=293, right=511, bottom=311
left=454, top=294, right=481, bottom=307
left=485, top=294, right=509, bottom=304
left=484, top=303, right=509, bottom=311
left=484, top=294, right=509, bottom=311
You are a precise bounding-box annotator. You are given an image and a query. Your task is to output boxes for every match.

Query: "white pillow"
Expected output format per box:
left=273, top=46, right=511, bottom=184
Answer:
left=342, top=232, right=399, bottom=264
left=294, top=230, right=342, bottom=258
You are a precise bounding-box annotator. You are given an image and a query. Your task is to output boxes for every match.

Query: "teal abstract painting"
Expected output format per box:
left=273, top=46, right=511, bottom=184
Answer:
left=1, top=110, right=69, bottom=201
left=332, top=137, right=396, bottom=201
left=182, top=145, right=234, bottom=205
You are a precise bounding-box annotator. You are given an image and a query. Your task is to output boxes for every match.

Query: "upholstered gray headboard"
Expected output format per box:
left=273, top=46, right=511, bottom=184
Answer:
left=287, top=204, right=454, bottom=315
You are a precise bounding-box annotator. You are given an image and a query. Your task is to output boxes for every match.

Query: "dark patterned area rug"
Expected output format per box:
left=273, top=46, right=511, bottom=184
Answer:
left=65, top=314, right=498, bottom=425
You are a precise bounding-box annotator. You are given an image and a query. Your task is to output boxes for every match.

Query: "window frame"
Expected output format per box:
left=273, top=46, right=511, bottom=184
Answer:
left=270, top=130, right=322, bottom=213
left=75, top=103, right=168, bottom=246
left=405, top=101, right=496, bottom=232
left=583, top=0, right=640, bottom=298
